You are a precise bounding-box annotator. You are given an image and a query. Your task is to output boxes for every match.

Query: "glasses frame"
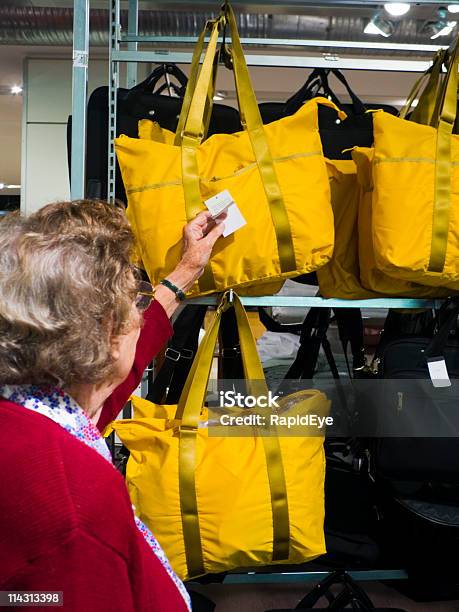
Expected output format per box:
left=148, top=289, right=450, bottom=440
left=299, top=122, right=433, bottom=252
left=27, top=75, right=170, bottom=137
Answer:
left=135, top=280, right=155, bottom=312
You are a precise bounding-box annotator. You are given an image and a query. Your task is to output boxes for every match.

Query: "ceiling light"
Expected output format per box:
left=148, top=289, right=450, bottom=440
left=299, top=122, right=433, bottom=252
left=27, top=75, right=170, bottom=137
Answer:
left=0, top=184, right=5, bottom=190
left=421, top=8, right=457, bottom=39
left=10, top=85, right=22, bottom=95
left=384, top=3, right=410, bottom=17
left=448, top=4, right=459, bottom=14
left=213, top=92, right=225, bottom=101
left=7, top=184, right=21, bottom=189
left=431, top=20, right=457, bottom=39
left=364, top=15, right=394, bottom=37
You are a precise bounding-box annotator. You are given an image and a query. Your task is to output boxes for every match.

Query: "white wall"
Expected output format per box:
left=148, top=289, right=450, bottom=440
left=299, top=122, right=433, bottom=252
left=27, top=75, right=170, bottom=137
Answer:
left=21, top=58, right=133, bottom=214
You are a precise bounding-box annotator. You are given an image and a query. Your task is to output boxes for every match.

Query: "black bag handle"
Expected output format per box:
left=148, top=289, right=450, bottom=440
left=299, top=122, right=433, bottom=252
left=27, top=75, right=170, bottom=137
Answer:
left=154, top=80, right=184, bottom=97
left=285, top=68, right=366, bottom=117
left=285, top=68, right=340, bottom=114
left=327, top=68, right=366, bottom=115
left=129, top=63, right=188, bottom=96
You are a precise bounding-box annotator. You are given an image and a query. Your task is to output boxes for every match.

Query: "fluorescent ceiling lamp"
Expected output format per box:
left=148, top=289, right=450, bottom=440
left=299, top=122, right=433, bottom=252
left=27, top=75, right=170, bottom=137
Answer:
left=0, top=184, right=5, bottom=190
left=10, top=85, right=22, bottom=95
left=448, top=4, right=459, bottom=13
left=213, top=92, right=225, bottom=101
left=7, top=184, right=21, bottom=189
left=384, top=3, right=410, bottom=17
left=431, top=20, right=457, bottom=38
left=364, top=16, right=393, bottom=37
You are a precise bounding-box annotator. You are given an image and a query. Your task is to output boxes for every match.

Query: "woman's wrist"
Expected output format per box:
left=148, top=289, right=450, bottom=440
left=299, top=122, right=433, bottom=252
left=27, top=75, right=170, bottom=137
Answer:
left=153, top=263, right=202, bottom=318
left=166, top=262, right=201, bottom=294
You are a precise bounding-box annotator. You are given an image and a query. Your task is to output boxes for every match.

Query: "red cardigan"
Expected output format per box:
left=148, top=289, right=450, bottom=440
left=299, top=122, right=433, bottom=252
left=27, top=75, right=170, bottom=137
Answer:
left=0, top=301, right=188, bottom=611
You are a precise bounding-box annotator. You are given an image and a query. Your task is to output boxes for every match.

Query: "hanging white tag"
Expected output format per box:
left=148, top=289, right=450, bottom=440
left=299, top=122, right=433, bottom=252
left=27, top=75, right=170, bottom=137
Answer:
left=205, top=189, right=234, bottom=218
left=205, top=190, right=246, bottom=237
left=427, top=357, right=451, bottom=388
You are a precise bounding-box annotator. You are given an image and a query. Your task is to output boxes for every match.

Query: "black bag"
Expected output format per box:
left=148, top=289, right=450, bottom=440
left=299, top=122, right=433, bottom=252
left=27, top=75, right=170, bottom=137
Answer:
left=375, top=299, right=459, bottom=482
left=370, top=299, right=459, bottom=600
left=67, top=63, right=241, bottom=202
left=260, top=68, right=397, bottom=160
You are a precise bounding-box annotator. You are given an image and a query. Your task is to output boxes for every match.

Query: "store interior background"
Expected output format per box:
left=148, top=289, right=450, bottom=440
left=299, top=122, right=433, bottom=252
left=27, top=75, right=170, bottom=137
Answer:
left=4, top=0, right=449, bottom=215
left=1, top=1, right=459, bottom=610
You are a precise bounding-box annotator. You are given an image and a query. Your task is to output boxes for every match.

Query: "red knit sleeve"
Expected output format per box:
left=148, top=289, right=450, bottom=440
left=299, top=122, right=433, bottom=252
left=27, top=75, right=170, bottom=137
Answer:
left=97, top=300, right=173, bottom=432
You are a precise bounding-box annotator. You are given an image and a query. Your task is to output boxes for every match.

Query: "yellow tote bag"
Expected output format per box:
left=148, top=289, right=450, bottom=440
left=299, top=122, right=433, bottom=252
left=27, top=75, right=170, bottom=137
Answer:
left=116, top=6, right=340, bottom=296
left=318, top=50, right=450, bottom=299
left=106, top=293, right=329, bottom=581
left=317, top=159, right=380, bottom=299
left=371, top=40, right=459, bottom=289
left=353, top=147, right=450, bottom=298
left=136, top=117, right=285, bottom=297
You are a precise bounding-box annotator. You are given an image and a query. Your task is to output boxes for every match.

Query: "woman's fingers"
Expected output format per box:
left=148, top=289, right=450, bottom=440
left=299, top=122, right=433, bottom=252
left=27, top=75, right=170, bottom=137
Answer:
left=191, top=210, right=213, bottom=230
left=203, top=218, right=225, bottom=246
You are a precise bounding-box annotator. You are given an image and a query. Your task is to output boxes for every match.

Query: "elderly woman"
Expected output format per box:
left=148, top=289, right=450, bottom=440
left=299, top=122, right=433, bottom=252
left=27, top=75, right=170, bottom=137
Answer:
left=0, top=200, right=225, bottom=611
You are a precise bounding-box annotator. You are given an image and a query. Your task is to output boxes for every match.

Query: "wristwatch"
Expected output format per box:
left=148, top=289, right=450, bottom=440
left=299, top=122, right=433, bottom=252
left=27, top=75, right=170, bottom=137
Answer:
left=159, top=278, right=186, bottom=301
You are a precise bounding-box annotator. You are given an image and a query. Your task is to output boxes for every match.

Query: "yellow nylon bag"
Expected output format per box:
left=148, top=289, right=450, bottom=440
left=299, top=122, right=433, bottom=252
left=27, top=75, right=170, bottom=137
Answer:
left=316, top=159, right=379, bottom=299
left=353, top=147, right=450, bottom=298
left=136, top=117, right=285, bottom=297
left=116, top=6, right=340, bottom=297
left=318, top=50, right=450, bottom=299
left=370, top=41, right=459, bottom=289
left=106, top=293, right=329, bottom=581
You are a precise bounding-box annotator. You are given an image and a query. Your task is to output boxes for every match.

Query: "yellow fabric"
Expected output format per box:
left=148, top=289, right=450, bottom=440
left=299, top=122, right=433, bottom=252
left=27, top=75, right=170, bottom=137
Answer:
left=370, top=111, right=459, bottom=289
left=352, top=147, right=451, bottom=297
left=116, top=6, right=338, bottom=296
left=118, top=97, right=337, bottom=296
left=369, top=41, right=459, bottom=289
left=137, top=118, right=285, bottom=297
left=316, top=159, right=379, bottom=299
left=106, top=293, right=329, bottom=581
left=138, top=119, right=173, bottom=144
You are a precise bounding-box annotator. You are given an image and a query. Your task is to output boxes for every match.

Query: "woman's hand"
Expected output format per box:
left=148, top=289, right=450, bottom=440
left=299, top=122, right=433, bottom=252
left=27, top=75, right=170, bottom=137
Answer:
left=154, top=211, right=226, bottom=317
left=178, top=210, right=226, bottom=286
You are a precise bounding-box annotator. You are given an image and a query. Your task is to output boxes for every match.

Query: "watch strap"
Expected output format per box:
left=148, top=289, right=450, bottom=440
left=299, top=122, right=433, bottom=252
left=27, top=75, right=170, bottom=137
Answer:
left=159, top=278, right=187, bottom=301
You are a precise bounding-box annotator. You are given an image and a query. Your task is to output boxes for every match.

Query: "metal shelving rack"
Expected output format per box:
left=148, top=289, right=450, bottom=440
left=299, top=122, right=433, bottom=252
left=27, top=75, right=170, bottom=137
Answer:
left=70, top=0, right=452, bottom=585
left=70, top=0, right=452, bottom=311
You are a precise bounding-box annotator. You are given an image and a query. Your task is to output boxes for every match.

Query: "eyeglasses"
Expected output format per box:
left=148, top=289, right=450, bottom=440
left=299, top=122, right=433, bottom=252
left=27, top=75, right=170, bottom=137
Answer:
left=135, top=280, right=155, bottom=312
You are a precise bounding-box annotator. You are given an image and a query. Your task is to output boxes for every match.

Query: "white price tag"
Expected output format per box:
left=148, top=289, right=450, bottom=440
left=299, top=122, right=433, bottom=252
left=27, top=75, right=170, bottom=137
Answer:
left=205, top=190, right=246, bottom=238
left=427, top=357, right=451, bottom=388
left=204, top=189, right=234, bottom=218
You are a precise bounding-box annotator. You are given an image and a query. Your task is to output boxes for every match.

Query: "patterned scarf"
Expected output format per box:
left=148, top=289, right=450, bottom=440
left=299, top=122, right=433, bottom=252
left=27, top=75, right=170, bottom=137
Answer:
left=0, top=384, right=191, bottom=611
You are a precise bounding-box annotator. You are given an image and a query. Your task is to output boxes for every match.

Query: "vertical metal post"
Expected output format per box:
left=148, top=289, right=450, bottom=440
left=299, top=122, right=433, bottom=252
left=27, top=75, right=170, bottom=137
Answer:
left=108, top=0, right=120, bottom=203
left=71, top=0, right=90, bottom=200
left=126, top=0, right=139, bottom=88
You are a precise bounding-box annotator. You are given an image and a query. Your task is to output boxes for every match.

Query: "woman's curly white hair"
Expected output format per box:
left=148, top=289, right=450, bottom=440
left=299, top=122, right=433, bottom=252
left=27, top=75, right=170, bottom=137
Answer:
left=0, top=200, right=138, bottom=387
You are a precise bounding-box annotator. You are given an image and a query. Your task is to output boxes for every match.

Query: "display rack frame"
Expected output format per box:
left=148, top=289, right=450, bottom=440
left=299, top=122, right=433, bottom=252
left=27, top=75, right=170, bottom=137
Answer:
left=70, top=0, right=455, bottom=585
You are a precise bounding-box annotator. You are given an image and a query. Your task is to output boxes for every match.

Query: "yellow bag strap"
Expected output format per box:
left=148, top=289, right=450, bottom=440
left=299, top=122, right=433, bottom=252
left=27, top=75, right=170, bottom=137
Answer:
left=414, top=49, right=446, bottom=126
left=428, top=40, right=459, bottom=273
left=223, top=5, right=297, bottom=274
left=174, top=18, right=220, bottom=147
left=181, top=4, right=297, bottom=290
left=399, top=49, right=446, bottom=124
left=176, top=292, right=290, bottom=578
left=180, top=19, right=224, bottom=293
